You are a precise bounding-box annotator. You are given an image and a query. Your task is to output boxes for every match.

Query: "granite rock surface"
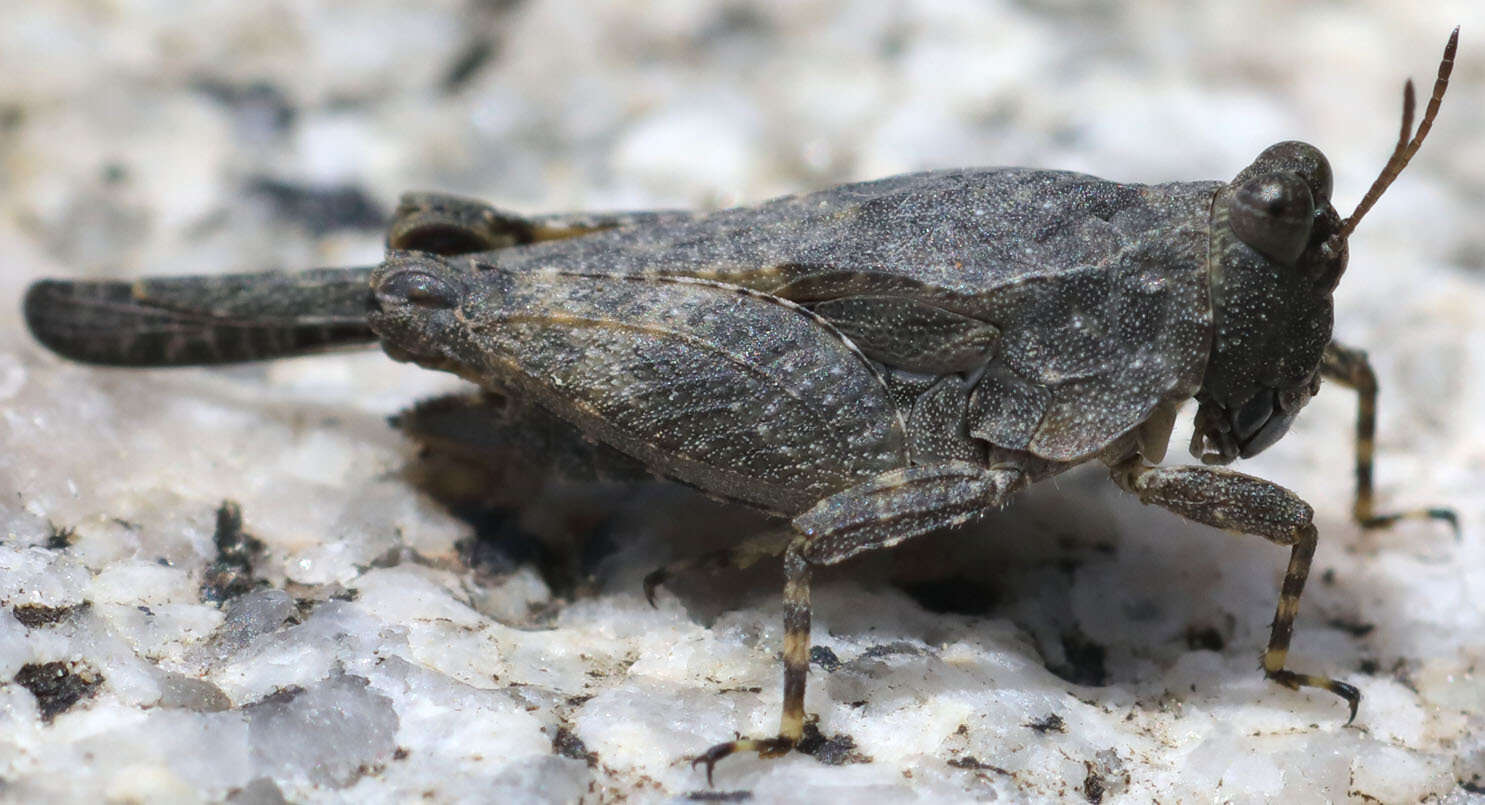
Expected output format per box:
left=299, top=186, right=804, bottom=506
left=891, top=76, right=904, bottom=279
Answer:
left=2, top=1, right=1483, bottom=802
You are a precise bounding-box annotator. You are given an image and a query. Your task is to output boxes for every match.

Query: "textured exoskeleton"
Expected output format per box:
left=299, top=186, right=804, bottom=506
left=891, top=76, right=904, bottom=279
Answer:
left=22, top=30, right=1459, bottom=784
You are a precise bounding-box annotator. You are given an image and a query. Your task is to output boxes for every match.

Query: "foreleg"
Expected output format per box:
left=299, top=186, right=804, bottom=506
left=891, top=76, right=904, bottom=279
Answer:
left=1110, top=457, right=1359, bottom=721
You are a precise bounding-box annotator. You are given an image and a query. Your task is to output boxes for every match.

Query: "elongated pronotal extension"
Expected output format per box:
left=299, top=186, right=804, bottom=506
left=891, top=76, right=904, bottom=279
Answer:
left=23, top=268, right=378, bottom=367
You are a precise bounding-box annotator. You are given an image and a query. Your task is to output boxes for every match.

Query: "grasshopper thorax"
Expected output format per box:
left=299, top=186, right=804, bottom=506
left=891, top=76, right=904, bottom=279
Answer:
left=1191, top=28, right=1456, bottom=465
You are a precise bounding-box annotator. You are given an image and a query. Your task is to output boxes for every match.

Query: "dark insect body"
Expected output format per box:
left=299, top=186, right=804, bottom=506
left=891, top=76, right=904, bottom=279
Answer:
left=22, top=31, right=1459, bottom=783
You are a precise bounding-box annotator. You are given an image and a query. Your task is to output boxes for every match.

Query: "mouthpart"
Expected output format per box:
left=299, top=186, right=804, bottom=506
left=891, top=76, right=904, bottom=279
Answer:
left=1189, top=374, right=1320, bottom=464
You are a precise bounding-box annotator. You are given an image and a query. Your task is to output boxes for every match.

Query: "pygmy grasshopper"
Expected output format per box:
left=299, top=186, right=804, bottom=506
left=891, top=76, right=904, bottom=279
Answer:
left=23, top=29, right=1459, bottom=783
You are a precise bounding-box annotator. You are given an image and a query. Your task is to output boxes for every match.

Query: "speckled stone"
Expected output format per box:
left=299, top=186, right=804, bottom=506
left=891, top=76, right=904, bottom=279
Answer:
left=2, top=2, right=1483, bottom=802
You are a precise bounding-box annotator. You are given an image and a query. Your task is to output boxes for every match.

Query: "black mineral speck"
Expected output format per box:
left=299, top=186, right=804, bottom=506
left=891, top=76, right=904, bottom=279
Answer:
left=12, top=603, right=88, bottom=628
left=949, top=756, right=1010, bottom=774
left=1083, top=762, right=1107, bottom=803
left=796, top=721, right=870, bottom=766
left=45, top=522, right=75, bottom=550
left=685, top=791, right=753, bottom=802
left=252, top=685, right=305, bottom=707
left=859, top=641, right=926, bottom=661
left=15, top=661, right=103, bottom=722
left=201, top=501, right=266, bottom=603
left=809, top=645, right=841, bottom=672
left=552, top=725, right=597, bottom=767
left=1025, top=713, right=1066, bottom=734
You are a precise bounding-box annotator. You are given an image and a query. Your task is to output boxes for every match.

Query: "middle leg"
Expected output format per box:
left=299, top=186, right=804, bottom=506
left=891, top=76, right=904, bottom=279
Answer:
left=1319, top=341, right=1457, bottom=534
left=692, top=461, right=1025, bottom=783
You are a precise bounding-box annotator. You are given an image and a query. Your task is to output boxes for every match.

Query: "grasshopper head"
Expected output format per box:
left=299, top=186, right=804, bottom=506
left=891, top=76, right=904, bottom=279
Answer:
left=1190, top=141, right=1337, bottom=463
left=368, top=252, right=474, bottom=375
left=1191, top=29, right=1455, bottom=465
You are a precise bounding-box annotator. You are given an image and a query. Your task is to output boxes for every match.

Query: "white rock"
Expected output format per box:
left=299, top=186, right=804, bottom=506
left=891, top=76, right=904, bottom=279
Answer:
left=3, top=1, right=1482, bottom=801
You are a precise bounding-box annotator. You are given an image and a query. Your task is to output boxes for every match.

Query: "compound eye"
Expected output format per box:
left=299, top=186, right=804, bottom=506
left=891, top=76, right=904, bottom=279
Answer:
left=1254, top=141, right=1332, bottom=204
left=1229, top=173, right=1315, bottom=264
left=378, top=269, right=459, bottom=309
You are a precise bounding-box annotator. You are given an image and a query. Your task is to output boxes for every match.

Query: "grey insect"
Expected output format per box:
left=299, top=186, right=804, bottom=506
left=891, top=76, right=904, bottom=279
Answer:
left=23, top=31, right=1459, bottom=783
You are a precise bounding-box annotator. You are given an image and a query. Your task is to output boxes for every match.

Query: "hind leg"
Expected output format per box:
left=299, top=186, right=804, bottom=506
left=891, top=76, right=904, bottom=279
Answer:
left=388, top=191, right=693, bottom=255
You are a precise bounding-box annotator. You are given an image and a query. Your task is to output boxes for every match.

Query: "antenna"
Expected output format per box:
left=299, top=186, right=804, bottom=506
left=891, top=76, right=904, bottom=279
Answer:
left=1339, top=26, right=1458, bottom=238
